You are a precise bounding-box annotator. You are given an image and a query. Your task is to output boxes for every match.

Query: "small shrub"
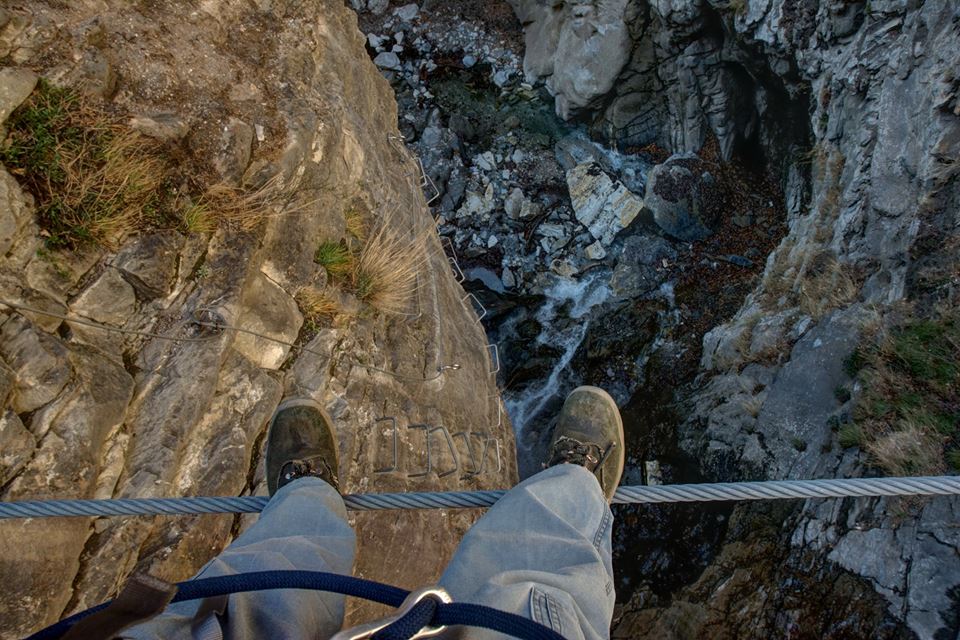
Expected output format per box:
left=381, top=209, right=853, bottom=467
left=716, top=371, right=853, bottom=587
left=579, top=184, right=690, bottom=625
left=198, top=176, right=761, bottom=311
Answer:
left=315, top=241, right=353, bottom=278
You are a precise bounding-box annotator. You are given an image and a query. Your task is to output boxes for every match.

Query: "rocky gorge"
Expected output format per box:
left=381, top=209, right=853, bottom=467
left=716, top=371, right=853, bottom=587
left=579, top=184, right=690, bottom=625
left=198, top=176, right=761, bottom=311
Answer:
left=0, top=0, right=957, bottom=639
left=354, top=0, right=960, bottom=638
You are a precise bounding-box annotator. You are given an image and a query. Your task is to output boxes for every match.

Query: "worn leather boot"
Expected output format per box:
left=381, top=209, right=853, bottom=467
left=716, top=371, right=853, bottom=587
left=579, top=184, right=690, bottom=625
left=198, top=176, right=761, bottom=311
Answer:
left=265, top=398, right=340, bottom=496
left=547, top=386, right=624, bottom=501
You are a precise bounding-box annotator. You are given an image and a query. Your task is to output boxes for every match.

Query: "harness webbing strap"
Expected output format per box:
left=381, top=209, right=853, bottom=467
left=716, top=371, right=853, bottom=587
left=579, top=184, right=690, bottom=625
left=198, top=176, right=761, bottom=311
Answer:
left=26, top=571, right=566, bottom=640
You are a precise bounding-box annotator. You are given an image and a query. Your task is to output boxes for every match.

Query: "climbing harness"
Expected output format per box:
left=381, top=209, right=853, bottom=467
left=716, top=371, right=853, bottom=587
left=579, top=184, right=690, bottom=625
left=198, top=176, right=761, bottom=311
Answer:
left=27, top=571, right=566, bottom=640
left=3, top=475, right=959, bottom=520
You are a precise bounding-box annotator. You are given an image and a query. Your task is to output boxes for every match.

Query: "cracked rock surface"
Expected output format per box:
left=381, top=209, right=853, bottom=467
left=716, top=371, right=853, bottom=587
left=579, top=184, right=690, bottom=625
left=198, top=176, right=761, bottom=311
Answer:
left=0, top=2, right=516, bottom=636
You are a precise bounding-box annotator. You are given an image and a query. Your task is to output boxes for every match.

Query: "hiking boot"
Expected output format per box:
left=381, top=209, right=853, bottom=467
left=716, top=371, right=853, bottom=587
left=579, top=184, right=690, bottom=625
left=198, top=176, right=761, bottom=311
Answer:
left=265, top=398, right=340, bottom=496
left=546, top=386, right=624, bottom=501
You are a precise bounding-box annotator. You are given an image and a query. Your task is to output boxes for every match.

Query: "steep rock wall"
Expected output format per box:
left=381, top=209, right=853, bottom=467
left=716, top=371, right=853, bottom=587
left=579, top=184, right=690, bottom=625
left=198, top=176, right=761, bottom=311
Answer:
left=0, top=2, right=516, bottom=637
left=512, top=0, right=960, bottom=637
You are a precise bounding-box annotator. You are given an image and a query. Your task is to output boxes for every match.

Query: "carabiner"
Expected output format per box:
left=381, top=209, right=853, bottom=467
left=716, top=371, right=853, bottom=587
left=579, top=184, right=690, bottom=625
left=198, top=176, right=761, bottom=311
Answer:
left=330, top=586, right=453, bottom=640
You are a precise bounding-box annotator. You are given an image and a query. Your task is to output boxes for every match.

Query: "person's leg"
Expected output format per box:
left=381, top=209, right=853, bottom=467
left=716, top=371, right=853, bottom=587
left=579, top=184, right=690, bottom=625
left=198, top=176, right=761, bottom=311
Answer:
left=441, top=464, right=613, bottom=640
left=441, top=386, right=624, bottom=640
left=124, top=398, right=352, bottom=640
left=123, top=477, right=356, bottom=640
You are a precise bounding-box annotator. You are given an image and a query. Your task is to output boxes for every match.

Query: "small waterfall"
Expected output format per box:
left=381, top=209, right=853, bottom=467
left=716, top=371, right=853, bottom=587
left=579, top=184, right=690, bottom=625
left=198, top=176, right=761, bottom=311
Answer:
left=504, top=272, right=612, bottom=467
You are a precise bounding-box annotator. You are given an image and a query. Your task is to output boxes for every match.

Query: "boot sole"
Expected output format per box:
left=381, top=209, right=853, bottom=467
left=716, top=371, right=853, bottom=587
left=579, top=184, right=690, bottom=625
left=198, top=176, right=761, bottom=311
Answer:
left=569, top=385, right=624, bottom=500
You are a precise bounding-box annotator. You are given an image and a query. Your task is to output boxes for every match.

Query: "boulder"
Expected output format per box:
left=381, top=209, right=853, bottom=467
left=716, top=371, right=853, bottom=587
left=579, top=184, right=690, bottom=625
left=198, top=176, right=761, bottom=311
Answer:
left=373, top=51, right=401, bottom=70
left=566, top=161, right=644, bottom=245
left=644, top=154, right=722, bottom=242
left=609, top=234, right=676, bottom=299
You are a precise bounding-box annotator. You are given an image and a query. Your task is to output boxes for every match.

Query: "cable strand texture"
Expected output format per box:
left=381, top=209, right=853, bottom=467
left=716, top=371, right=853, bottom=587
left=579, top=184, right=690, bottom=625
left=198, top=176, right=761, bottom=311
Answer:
left=2, top=477, right=958, bottom=519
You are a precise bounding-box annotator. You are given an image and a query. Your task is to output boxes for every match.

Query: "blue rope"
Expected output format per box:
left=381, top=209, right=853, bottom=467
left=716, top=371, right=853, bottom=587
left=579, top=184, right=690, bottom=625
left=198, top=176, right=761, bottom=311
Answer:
left=373, top=597, right=437, bottom=640
left=25, top=571, right=565, bottom=640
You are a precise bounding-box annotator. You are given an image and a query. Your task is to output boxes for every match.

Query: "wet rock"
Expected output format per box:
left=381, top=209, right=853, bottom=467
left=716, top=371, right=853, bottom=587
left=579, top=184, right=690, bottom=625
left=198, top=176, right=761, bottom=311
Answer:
left=567, top=161, right=644, bottom=246
left=214, top=118, right=254, bottom=185
left=0, top=67, right=37, bottom=124
left=0, top=314, right=71, bottom=414
left=645, top=154, right=721, bottom=242
left=609, top=234, right=675, bottom=299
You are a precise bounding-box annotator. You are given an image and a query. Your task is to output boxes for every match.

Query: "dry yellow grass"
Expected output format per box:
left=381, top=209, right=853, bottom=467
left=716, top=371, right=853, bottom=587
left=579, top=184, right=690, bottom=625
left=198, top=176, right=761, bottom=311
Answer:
left=864, top=421, right=945, bottom=476
left=352, top=216, right=428, bottom=315
left=296, top=286, right=342, bottom=322
left=200, top=175, right=285, bottom=232
left=797, top=252, right=859, bottom=319
left=345, top=205, right=368, bottom=241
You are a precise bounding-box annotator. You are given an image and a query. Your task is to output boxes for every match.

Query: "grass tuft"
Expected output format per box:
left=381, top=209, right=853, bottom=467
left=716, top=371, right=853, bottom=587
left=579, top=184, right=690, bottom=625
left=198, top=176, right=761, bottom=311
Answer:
left=352, top=216, right=427, bottom=315
left=296, top=286, right=342, bottom=323
left=344, top=205, right=368, bottom=242
left=315, top=240, right=354, bottom=278
left=841, top=311, right=960, bottom=475
left=0, top=80, right=177, bottom=247
left=797, top=252, right=859, bottom=320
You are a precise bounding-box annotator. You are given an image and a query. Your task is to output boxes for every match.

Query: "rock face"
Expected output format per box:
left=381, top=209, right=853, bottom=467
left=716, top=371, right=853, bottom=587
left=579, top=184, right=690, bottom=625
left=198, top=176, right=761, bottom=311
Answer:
left=566, top=161, right=645, bottom=246
left=510, top=0, right=635, bottom=119
left=0, top=2, right=517, bottom=637
left=644, top=153, right=721, bottom=241
left=512, top=0, right=960, bottom=637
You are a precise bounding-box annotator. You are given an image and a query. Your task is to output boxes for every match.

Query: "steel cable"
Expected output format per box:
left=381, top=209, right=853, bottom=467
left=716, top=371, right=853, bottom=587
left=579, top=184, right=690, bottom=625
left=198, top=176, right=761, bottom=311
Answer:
left=2, top=476, right=958, bottom=520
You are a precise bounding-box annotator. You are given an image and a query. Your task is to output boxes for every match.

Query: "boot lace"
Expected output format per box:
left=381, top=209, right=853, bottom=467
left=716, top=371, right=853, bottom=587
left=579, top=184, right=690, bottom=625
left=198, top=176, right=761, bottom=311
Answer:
left=547, top=436, right=604, bottom=471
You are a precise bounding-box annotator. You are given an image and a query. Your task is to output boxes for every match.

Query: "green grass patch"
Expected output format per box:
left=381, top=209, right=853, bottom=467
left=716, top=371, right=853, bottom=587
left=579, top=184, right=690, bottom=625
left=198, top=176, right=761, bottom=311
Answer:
left=314, top=241, right=353, bottom=278
left=842, top=313, right=960, bottom=475
left=0, top=80, right=182, bottom=247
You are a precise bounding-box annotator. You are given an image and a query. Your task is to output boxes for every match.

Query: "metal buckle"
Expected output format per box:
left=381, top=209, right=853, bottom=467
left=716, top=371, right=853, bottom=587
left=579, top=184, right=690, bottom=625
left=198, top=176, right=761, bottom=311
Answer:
left=330, top=586, right=453, bottom=640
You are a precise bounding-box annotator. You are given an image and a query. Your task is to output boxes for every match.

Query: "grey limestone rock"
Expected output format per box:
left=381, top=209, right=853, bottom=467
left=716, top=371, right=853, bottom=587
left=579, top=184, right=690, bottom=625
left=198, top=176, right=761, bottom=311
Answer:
left=566, top=161, right=645, bottom=245
left=374, top=51, right=401, bottom=70
left=0, top=314, right=72, bottom=415
left=0, top=66, right=36, bottom=124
